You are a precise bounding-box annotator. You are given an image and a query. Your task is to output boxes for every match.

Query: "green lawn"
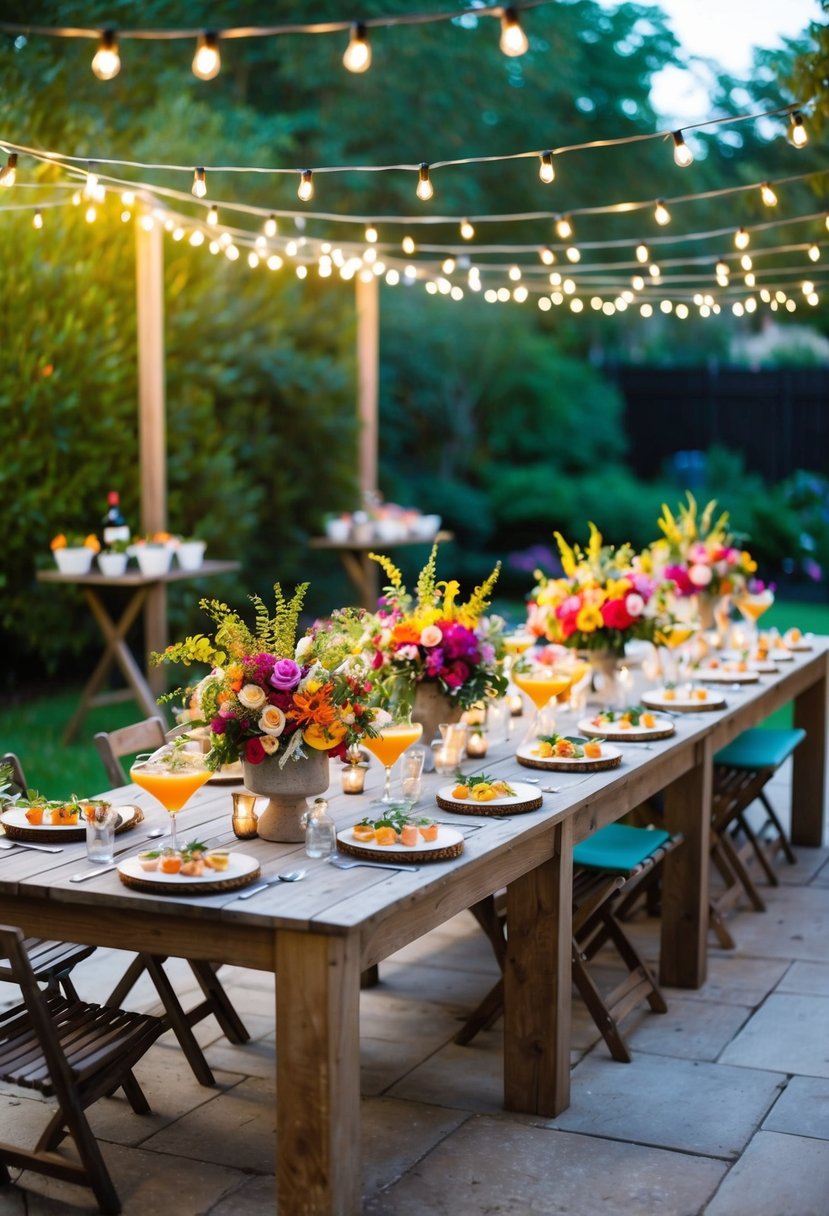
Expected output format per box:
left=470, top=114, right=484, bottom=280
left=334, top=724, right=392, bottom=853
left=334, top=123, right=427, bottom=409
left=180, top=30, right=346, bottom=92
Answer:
left=2, top=598, right=826, bottom=799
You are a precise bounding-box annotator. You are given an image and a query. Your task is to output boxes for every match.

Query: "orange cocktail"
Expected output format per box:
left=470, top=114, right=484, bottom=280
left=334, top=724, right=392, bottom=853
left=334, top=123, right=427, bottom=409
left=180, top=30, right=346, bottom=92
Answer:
left=363, top=723, right=424, bottom=769
left=512, top=669, right=572, bottom=710
left=130, top=746, right=211, bottom=850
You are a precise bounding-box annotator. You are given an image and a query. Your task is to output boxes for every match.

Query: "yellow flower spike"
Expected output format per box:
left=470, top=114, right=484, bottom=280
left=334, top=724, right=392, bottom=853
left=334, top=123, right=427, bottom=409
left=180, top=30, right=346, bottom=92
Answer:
left=587, top=522, right=603, bottom=565
left=554, top=531, right=577, bottom=577
left=605, top=578, right=632, bottom=600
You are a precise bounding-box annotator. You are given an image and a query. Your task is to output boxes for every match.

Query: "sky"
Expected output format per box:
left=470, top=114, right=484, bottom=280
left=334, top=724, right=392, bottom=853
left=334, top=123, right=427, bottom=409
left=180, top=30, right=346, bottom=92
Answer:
left=597, top=0, right=823, bottom=121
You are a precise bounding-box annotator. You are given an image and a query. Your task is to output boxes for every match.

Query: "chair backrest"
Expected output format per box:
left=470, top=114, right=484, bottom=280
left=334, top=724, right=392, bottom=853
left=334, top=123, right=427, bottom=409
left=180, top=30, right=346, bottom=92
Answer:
left=1, top=751, right=27, bottom=792
left=94, top=716, right=167, bottom=787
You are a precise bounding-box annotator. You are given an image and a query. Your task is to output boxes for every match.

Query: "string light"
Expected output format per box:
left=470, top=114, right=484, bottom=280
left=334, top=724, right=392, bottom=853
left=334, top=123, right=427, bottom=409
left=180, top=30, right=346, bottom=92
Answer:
left=416, top=162, right=433, bottom=201
left=85, top=204, right=96, bottom=223
left=635, top=243, right=649, bottom=264
left=499, top=6, right=529, bottom=57
left=365, top=222, right=378, bottom=243
left=734, top=227, right=750, bottom=250
left=207, top=204, right=219, bottom=226
left=715, top=259, right=730, bottom=278
left=672, top=130, right=693, bottom=168
left=760, top=181, right=778, bottom=207
left=565, top=246, right=581, bottom=263
left=402, top=234, right=416, bottom=254
left=539, top=246, right=555, bottom=265
left=192, top=167, right=207, bottom=198
left=443, top=257, right=456, bottom=274
left=555, top=215, right=573, bottom=240
left=343, top=22, right=371, bottom=73
left=192, top=31, right=221, bottom=80
left=298, top=169, right=314, bottom=202
left=91, top=29, right=121, bottom=80
left=740, top=253, right=752, bottom=270
left=654, top=200, right=671, bottom=226
left=538, top=150, right=555, bottom=184
left=264, top=214, right=277, bottom=237
left=790, top=111, right=808, bottom=147
left=0, top=152, right=17, bottom=186
left=32, top=208, right=43, bottom=229
left=808, top=243, right=820, bottom=262
left=460, top=218, right=475, bottom=239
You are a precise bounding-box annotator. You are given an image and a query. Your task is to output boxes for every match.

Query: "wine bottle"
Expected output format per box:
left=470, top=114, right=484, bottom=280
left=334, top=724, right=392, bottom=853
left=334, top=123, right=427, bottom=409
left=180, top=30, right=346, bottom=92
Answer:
left=101, top=491, right=130, bottom=546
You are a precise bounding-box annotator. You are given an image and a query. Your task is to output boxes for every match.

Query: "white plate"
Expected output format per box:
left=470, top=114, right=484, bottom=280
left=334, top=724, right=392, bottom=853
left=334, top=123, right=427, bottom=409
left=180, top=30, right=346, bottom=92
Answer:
left=577, top=713, right=675, bottom=740
left=207, top=762, right=244, bottom=784
left=782, top=632, right=814, bottom=651
left=338, top=825, right=463, bottom=855
left=117, top=852, right=259, bottom=885
left=516, top=740, right=623, bottom=769
left=0, top=805, right=137, bottom=833
left=641, top=686, right=726, bottom=711
left=692, top=666, right=760, bottom=684
left=719, top=651, right=779, bottom=674
left=435, top=780, right=542, bottom=808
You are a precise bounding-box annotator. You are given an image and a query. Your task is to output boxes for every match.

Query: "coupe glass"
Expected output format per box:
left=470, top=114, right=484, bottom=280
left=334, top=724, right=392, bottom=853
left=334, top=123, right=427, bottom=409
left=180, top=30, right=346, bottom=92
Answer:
left=733, top=587, right=774, bottom=651
left=512, top=660, right=573, bottom=742
left=363, top=683, right=424, bottom=805
left=130, top=743, right=211, bottom=852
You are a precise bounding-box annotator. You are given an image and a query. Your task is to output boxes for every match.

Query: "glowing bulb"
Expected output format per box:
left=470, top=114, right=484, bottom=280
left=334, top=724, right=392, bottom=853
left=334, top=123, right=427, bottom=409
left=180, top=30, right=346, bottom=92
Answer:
left=207, top=205, right=218, bottom=227
left=32, top=208, right=43, bottom=229
left=92, top=29, right=120, bottom=80
left=570, top=298, right=584, bottom=313
left=539, top=246, right=555, bottom=266
left=442, top=257, right=456, bottom=274
left=416, top=163, right=433, bottom=202
left=654, top=199, right=671, bottom=226
left=248, top=251, right=260, bottom=269
left=790, top=111, right=808, bottom=147
left=192, top=167, right=207, bottom=198
left=460, top=218, right=475, bottom=240
left=745, top=272, right=756, bottom=287
left=716, top=260, right=730, bottom=278
left=298, top=170, right=314, bottom=202
left=193, top=31, right=220, bottom=80
left=402, top=234, right=416, bottom=255
left=538, top=150, right=555, bottom=184
left=343, top=22, right=371, bottom=73
left=649, top=264, right=660, bottom=280
left=85, top=205, right=96, bottom=223
left=84, top=169, right=98, bottom=198
left=555, top=215, right=573, bottom=240
left=632, top=275, right=645, bottom=291
left=509, top=266, right=521, bottom=281
left=499, top=6, right=529, bottom=56
left=734, top=227, right=750, bottom=250
left=760, top=181, right=778, bottom=207
left=660, top=300, right=673, bottom=314
left=636, top=243, right=649, bottom=264
left=121, top=191, right=135, bottom=208
left=565, top=246, right=581, bottom=263
left=189, top=229, right=205, bottom=247
left=640, top=303, right=653, bottom=318
left=267, top=254, right=283, bottom=270
left=808, top=244, right=820, bottom=262
left=364, top=223, right=378, bottom=244
left=802, top=280, right=814, bottom=294
left=264, top=215, right=277, bottom=238
left=672, top=130, right=693, bottom=167
left=740, top=253, right=752, bottom=271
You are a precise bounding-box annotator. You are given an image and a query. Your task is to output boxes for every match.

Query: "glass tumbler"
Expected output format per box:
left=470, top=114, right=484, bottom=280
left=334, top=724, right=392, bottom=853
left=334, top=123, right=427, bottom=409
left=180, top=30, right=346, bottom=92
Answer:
left=400, top=746, right=427, bottom=804
left=85, top=804, right=120, bottom=864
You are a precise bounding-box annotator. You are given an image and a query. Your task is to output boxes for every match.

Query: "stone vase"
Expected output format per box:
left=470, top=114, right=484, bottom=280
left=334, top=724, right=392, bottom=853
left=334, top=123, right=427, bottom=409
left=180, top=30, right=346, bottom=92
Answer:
left=241, top=749, right=330, bottom=842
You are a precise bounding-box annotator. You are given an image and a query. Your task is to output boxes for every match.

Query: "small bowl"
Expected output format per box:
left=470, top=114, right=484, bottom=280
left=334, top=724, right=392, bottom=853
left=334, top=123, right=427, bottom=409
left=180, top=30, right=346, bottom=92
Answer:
left=54, top=547, right=95, bottom=575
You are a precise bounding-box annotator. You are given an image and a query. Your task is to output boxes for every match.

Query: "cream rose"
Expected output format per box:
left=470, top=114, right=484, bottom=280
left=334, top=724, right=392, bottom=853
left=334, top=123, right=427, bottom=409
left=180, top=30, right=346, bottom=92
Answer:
left=295, top=635, right=313, bottom=660
left=625, top=593, right=645, bottom=618
left=237, top=683, right=268, bottom=711
left=688, top=563, right=713, bottom=588
left=419, top=624, right=443, bottom=648
left=260, top=735, right=280, bottom=755
left=259, top=705, right=287, bottom=737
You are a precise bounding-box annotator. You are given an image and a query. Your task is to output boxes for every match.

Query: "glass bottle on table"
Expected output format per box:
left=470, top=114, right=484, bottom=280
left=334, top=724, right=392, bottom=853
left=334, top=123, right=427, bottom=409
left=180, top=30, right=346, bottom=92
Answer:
left=304, top=798, right=336, bottom=859
left=129, top=742, right=211, bottom=852
left=101, top=490, right=130, bottom=547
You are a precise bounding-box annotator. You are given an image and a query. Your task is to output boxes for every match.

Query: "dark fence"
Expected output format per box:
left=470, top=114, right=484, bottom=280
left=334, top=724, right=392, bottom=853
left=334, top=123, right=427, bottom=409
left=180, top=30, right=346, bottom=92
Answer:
left=607, top=366, right=829, bottom=483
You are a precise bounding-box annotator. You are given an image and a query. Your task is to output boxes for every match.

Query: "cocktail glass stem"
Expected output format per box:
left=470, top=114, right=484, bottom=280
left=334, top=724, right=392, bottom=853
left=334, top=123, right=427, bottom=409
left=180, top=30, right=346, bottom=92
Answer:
left=168, top=813, right=178, bottom=851
left=381, top=764, right=395, bottom=803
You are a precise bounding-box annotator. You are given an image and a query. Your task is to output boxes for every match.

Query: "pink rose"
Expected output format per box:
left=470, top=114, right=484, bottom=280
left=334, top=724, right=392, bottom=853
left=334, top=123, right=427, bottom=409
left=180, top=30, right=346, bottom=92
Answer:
left=244, top=737, right=266, bottom=764
left=270, top=659, right=302, bottom=691
left=419, top=624, right=443, bottom=648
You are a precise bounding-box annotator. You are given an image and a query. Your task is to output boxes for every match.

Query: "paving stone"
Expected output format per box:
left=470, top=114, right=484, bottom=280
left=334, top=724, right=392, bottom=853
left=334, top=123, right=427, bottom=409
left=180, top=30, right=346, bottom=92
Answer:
left=704, top=1130, right=829, bottom=1216
left=549, top=1052, right=784, bottom=1157
left=624, top=996, right=751, bottom=1061
left=720, top=993, right=829, bottom=1078
left=140, top=1075, right=276, bottom=1172
left=763, top=1076, right=829, bottom=1140
left=366, top=959, right=502, bottom=1012
left=385, top=1035, right=505, bottom=1114
left=361, top=1096, right=468, bottom=1197
left=363, top=1115, right=726, bottom=1216
left=775, top=846, right=829, bottom=885
left=205, top=1173, right=275, bottom=1215
left=665, top=955, right=789, bottom=1007
left=713, top=887, right=829, bottom=963
left=776, top=960, right=829, bottom=997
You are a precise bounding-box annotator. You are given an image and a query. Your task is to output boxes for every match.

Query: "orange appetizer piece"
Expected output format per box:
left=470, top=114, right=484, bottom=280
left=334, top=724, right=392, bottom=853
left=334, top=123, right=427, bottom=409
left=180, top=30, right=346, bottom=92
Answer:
left=553, top=739, right=575, bottom=758
left=352, top=823, right=376, bottom=843
left=583, top=741, right=603, bottom=758
left=693, top=688, right=709, bottom=701
left=663, top=689, right=676, bottom=701
left=51, top=805, right=79, bottom=825
left=374, top=826, right=397, bottom=847
left=399, top=824, right=419, bottom=848
left=159, top=851, right=182, bottom=874
left=641, top=713, right=656, bottom=728
left=451, top=784, right=470, bottom=799
left=24, top=807, right=45, bottom=825
left=419, top=822, right=438, bottom=842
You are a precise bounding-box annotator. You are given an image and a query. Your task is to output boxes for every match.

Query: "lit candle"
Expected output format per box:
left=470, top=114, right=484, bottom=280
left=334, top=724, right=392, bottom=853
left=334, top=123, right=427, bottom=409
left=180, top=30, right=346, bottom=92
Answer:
left=466, top=730, right=488, bottom=759
left=508, top=693, right=524, bottom=717
left=341, top=764, right=367, bottom=794
left=231, top=791, right=259, bottom=839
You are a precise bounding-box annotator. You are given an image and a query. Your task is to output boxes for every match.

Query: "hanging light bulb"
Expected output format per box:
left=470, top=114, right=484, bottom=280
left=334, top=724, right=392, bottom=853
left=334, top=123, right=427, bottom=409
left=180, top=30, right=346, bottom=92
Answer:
left=264, top=214, right=277, bottom=238
left=402, top=234, right=416, bottom=255
left=416, top=162, right=433, bottom=201
left=740, top=253, right=752, bottom=271
left=460, top=218, right=475, bottom=240
left=654, top=199, right=671, bottom=226
left=555, top=215, right=573, bottom=240
left=565, top=246, right=581, bottom=263
left=538, top=150, right=555, bottom=184
left=343, top=22, right=371, bottom=73
left=671, top=130, right=693, bottom=167
left=734, top=227, right=750, bottom=250
left=790, top=111, right=808, bottom=147
left=365, top=223, right=378, bottom=244
left=191, top=167, right=207, bottom=198
left=33, top=208, right=43, bottom=229
left=298, top=169, right=314, bottom=202
left=808, top=243, right=820, bottom=262
left=192, top=31, right=221, bottom=80
left=85, top=205, right=96, bottom=223
left=442, top=257, right=456, bottom=274
left=0, top=152, right=17, bottom=187
left=715, top=259, right=730, bottom=278
left=760, top=181, right=778, bottom=207
left=207, top=204, right=219, bottom=227
left=635, top=243, right=649, bottom=264
left=539, top=246, right=555, bottom=265
left=92, top=29, right=121, bottom=80
left=84, top=165, right=98, bottom=198
left=499, top=6, right=529, bottom=56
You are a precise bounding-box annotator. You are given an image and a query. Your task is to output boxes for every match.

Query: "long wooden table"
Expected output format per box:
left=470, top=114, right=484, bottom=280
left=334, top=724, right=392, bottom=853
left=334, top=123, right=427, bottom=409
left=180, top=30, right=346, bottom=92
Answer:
left=36, top=561, right=240, bottom=741
left=0, top=641, right=825, bottom=1214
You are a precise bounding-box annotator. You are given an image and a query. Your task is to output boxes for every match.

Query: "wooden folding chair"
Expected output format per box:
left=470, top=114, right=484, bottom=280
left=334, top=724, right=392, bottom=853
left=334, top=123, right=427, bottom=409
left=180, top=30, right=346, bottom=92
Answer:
left=0, top=924, right=164, bottom=1214
left=709, top=727, right=803, bottom=949
left=456, top=824, right=683, bottom=1063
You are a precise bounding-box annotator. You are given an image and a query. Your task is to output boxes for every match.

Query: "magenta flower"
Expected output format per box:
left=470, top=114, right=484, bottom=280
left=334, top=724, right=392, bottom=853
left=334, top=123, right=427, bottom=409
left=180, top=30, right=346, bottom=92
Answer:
left=270, top=658, right=302, bottom=690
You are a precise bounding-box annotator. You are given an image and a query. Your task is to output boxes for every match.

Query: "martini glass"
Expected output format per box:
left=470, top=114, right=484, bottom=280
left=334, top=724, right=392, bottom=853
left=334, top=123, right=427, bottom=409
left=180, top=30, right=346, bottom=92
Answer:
left=363, top=719, right=424, bottom=805
left=512, top=661, right=573, bottom=742
left=130, top=743, right=211, bottom=852
left=655, top=620, right=698, bottom=687
left=734, top=587, right=774, bottom=652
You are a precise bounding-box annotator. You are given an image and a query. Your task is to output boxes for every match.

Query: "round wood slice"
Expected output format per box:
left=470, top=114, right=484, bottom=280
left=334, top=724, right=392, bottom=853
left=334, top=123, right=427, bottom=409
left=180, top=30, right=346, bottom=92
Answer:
left=516, top=752, right=622, bottom=773
left=577, top=718, right=675, bottom=743
left=1, top=805, right=143, bottom=844
left=335, top=837, right=464, bottom=864
left=117, top=865, right=261, bottom=896
left=435, top=791, right=542, bottom=816
left=640, top=693, right=725, bottom=714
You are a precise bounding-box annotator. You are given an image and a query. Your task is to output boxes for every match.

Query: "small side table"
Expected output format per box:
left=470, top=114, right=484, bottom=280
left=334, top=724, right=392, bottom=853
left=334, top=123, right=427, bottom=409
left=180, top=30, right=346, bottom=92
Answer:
left=309, top=532, right=453, bottom=610
left=37, top=560, right=240, bottom=742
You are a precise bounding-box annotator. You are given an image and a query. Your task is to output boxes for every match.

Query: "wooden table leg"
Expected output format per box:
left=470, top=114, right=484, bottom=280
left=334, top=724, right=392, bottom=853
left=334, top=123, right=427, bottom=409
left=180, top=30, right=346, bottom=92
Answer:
left=504, top=818, right=572, bottom=1117
left=792, top=661, right=827, bottom=847
left=660, top=735, right=712, bottom=989
left=275, top=929, right=361, bottom=1216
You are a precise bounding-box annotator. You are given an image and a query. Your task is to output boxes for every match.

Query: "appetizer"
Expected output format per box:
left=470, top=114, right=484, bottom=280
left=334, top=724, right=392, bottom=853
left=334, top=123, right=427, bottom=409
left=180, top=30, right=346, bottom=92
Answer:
left=448, top=773, right=517, bottom=802
left=531, top=734, right=603, bottom=760
left=586, top=707, right=657, bottom=730
left=351, top=807, right=438, bottom=847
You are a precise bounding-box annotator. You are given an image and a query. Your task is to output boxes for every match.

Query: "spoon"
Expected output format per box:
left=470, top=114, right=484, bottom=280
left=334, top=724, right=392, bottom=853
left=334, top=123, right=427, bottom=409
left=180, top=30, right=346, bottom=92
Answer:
left=237, top=868, right=306, bottom=900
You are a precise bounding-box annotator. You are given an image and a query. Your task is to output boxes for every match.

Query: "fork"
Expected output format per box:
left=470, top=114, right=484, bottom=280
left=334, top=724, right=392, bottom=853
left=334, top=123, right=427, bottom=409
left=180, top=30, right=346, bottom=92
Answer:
left=0, top=840, right=64, bottom=854
left=329, top=855, right=419, bottom=874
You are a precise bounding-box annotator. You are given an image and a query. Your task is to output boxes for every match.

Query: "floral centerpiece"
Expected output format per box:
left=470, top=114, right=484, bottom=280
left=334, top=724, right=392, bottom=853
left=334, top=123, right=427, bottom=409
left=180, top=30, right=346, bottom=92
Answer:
left=651, top=494, right=756, bottom=597
left=527, top=524, right=668, bottom=654
left=155, top=583, right=376, bottom=771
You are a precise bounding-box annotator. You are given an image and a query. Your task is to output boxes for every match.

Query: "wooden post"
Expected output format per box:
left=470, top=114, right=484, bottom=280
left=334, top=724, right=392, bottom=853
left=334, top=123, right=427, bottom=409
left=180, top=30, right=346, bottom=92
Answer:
left=135, top=209, right=168, bottom=694
left=355, top=272, right=379, bottom=502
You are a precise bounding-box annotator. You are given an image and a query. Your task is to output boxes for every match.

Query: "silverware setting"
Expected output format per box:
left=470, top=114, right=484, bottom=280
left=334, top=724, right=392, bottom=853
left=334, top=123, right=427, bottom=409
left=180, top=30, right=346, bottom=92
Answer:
left=329, top=855, right=419, bottom=874
left=0, top=840, right=64, bottom=854
left=238, top=869, right=306, bottom=900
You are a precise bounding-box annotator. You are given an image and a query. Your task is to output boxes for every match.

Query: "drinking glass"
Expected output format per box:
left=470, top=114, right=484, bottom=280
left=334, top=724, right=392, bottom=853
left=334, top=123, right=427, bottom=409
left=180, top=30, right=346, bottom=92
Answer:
left=130, top=743, right=211, bottom=852
left=512, top=660, right=573, bottom=741
left=733, top=587, right=774, bottom=652
left=364, top=683, right=424, bottom=805
left=85, top=803, right=120, bottom=864
left=400, top=746, right=427, bottom=805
